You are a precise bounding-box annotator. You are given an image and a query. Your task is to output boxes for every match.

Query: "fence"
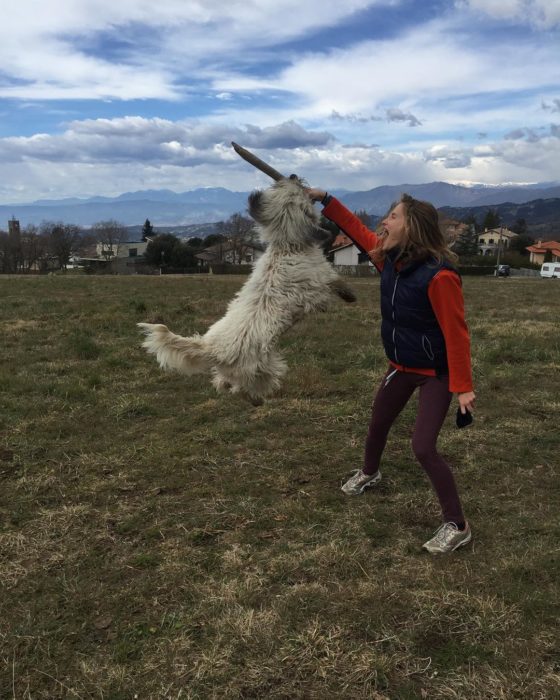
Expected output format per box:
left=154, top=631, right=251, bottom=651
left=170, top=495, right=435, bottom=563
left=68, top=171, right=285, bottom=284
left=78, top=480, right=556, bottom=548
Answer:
left=511, top=268, right=541, bottom=277
left=457, top=266, right=496, bottom=276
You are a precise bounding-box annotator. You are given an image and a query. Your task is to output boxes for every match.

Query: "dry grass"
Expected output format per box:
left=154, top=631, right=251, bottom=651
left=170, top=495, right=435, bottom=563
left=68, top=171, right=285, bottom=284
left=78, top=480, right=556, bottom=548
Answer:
left=0, top=274, right=559, bottom=699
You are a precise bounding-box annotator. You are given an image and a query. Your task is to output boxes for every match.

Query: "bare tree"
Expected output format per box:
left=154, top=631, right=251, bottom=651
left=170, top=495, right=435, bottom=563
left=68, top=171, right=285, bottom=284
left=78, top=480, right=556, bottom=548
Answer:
left=217, top=213, right=256, bottom=264
left=355, top=209, right=373, bottom=228
left=41, top=221, right=82, bottom=270
left=0, top=229, right=13, bottom=273
left=0, top=221, right=27, bottom=272
left=92, top=220, right=127, bottom=260
left=20, top=225, right=47, bottom=273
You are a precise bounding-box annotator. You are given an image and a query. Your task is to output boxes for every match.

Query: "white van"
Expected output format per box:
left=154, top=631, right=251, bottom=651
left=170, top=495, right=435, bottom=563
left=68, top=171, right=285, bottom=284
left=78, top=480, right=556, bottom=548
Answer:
left=540, top=263, right=560, bottom=278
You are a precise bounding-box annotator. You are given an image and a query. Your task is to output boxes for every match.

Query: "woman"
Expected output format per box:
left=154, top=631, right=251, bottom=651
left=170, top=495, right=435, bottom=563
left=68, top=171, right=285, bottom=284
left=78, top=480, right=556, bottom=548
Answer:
left=307, top=188, right=475, bottom=554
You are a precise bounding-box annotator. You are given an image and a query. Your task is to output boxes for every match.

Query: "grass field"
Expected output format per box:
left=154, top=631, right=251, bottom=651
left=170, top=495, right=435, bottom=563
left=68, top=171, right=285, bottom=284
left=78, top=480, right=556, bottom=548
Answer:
left=1, top=274, right=559, bottom=699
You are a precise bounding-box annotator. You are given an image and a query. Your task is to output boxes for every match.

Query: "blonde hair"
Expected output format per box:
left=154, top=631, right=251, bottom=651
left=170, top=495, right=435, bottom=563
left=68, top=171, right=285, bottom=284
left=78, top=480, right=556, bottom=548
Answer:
left=372, top=193, right=457, bottom=265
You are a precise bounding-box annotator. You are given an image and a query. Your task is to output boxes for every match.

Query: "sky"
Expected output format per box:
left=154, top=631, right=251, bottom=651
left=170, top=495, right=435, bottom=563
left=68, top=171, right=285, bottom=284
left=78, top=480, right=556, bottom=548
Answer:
left=0, top=0, right=559, bottom=204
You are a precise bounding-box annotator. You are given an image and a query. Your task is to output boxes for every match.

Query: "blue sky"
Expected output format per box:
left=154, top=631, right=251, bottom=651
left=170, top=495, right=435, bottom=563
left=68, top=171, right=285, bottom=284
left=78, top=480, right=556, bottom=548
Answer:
left=0, top=0, right=559, bottom=203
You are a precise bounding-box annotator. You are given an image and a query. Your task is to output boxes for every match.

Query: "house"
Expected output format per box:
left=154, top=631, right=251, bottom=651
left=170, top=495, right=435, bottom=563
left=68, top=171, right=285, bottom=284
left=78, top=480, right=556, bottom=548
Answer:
left=478, top=227, right=518, bottom=256
left=525, top=240, right=560, bottom=265
left=329, top=230, right=375, bottom=268
left=95, top=240, right=149, bottom=260
left=195, top=241, right=264, bottom=267
left=331, top=233, right=353, bottom=250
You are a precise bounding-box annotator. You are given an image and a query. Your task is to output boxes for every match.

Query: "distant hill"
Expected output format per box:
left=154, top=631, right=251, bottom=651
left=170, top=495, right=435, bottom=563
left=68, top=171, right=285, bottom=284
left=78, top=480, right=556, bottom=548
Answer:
left=439, top=198, right=560, bottom=238
left=0, top=188, right=248, bottom=228
left=1, top=181, right=559, bottom=229
left=125, top=222, right=220, bottom=240
left=336, top=182, right=560, bottom=215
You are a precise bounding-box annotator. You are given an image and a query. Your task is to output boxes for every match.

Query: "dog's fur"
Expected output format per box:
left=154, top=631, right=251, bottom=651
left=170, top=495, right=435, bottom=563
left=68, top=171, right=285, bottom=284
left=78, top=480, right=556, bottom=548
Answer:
left=138, top=177, right=356, bottom=404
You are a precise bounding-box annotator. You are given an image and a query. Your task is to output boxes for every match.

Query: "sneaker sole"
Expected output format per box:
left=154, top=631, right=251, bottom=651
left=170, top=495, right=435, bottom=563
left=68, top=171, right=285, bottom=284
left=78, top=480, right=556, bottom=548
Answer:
left=341, top=471, right=381, bottom=496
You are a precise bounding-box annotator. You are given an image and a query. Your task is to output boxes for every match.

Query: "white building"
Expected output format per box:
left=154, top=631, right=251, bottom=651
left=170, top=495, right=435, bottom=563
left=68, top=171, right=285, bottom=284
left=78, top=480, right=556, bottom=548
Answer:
left=478, top=228, right=518, bottom=256
left=95, top=240, right=149, bottom=260
left=329, top=233, right=374, bottom=268
left=195, top=241, right=264, bottom=266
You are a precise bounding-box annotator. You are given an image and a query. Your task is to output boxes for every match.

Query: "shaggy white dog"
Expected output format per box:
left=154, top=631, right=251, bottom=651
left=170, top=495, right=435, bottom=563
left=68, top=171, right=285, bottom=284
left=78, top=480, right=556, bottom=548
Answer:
left=138, top=177, right=356, bottom=404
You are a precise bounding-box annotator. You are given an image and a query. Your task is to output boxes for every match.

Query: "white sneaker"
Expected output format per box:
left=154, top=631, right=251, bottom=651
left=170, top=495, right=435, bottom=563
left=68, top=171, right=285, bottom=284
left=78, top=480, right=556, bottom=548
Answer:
left=422, top=522, right=472, bottom=554
left=341, top=469, right=381, bottom=496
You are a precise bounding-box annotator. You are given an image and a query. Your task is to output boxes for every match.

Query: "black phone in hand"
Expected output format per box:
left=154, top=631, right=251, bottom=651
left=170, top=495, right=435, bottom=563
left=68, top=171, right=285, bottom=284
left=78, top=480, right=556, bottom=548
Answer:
left=456, top=407, right=473, bottom=428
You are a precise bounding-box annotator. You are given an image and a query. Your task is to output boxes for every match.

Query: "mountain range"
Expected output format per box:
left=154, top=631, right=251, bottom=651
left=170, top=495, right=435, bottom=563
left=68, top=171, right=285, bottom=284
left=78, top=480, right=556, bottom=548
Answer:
left=1, top=182, right=560, bottom=229
left=439, top=198, right=560, bottom=237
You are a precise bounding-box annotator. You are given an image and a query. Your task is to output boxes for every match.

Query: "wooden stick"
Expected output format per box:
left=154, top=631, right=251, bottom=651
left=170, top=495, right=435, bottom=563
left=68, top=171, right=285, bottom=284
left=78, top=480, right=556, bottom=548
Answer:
left=231, top=142, right=285, bottom=181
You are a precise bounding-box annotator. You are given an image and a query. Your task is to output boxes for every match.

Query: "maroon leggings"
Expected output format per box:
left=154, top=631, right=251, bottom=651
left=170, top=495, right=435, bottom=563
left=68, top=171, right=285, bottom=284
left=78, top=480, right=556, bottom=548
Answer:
left=364, top=367, right=465, bottom=524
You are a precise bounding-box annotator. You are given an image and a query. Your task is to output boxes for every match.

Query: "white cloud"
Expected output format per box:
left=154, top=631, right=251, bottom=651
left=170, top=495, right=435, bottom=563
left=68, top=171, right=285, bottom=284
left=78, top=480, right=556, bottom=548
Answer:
left=542, top=98, right=560, bottom=113
left=1, top=115, right=559, bottom=204
left=457, top=0, right=560, bottom=28
left=0, top=0, right=559, bottom=201
left=424, top=145, right=473, bottom=169
left=0, top=1, right=393, bottom=100
left=213, top=16, right=559, bottom=125
left=0, top=117, right=334, bottom=166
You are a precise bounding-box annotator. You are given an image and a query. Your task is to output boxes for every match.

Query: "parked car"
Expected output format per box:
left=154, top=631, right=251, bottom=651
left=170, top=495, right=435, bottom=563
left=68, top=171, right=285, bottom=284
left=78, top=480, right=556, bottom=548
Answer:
left=496, top=264, right=510, bottom=277
left=540, top=263, right=560, bottom=278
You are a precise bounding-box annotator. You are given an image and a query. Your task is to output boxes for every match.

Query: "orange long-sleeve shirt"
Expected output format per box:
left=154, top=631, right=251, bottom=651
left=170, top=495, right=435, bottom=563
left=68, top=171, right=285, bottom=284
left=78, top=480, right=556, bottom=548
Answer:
left=323, top=197, right=473, bottom=393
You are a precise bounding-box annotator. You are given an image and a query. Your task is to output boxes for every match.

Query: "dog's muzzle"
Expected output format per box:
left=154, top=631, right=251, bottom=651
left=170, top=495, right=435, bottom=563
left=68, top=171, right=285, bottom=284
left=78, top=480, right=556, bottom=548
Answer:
left=248, top=190, right=263, bottom=221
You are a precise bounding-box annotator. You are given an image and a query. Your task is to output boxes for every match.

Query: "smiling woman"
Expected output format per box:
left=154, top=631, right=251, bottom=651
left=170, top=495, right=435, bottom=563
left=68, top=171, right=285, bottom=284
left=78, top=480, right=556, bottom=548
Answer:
left=308, top=185, right=475, bottom=554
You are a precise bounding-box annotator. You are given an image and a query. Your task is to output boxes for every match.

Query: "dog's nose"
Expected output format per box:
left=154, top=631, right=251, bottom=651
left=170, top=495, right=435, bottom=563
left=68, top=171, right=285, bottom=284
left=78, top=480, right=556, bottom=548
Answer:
left=248, top=190, right=263, bottom=218
left=248, top=190, right=261, bottom=206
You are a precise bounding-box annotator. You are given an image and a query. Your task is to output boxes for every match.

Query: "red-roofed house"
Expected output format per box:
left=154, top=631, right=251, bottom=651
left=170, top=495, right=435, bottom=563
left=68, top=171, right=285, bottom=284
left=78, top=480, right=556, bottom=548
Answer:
left=526, top=240, right=560, bottom=265
left=331, top=233, right=353, bottom=249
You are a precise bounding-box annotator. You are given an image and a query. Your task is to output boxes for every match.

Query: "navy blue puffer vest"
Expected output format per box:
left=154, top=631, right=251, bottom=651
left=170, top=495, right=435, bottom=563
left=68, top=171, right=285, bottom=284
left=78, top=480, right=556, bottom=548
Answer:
left=380, top=251, right=458, bottom=372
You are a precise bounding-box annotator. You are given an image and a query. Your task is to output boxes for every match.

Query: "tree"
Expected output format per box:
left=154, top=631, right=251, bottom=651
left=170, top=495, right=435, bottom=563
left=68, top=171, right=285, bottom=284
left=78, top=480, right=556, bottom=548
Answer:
left=92, top=220, right=127, bottom=260
left=462, top=213, right=481, bottom=233
left=144, top=234, right=178, bottom=268
left=20, top=225, right=47, bottom=272
left=204, top=233, right=226, bottom=248
left=510, top=218, right=527, bottom=235
left=509, top=233, right=533, bottom=256
left=216, top=213, right=256, bottom=264
left=40, top=221, right=82, bottom=270
left=0, top=229, right=7, bottom=272
left=454, top=224, right=479, bottom=258
left=482, top=209, right=500, bottom=230
left=144, top=234, right=197, bottom=269
left=141, top=219, right=155, bottom=241
left=0, top=228, right=18, bottom=273
left=355, top=209, right=373, bottom=228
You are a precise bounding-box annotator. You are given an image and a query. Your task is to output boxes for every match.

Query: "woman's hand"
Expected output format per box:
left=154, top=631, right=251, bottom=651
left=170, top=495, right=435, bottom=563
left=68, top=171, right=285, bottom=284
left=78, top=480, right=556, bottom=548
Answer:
left=458, top=391, right=476, bottom=414
left=306, top=187, right=327, bottom=202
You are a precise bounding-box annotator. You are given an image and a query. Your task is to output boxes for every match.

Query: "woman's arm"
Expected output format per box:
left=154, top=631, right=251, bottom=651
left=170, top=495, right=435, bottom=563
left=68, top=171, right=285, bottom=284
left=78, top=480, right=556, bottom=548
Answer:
left=307, top=188, right=381, bottom=261
left=428, top=270, right=475, bottom=411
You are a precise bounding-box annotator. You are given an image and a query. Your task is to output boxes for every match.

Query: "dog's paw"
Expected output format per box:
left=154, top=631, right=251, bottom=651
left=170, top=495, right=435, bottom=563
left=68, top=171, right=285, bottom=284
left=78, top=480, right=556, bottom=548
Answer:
left=328, top=279, right=357, bottom=303
left=241, top=391, right=264, bottom=407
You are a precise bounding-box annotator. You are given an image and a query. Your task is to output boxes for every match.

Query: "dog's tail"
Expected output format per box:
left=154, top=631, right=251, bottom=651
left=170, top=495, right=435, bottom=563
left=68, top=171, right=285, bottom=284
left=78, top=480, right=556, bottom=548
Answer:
left=138, top=323, right=212, bottom=375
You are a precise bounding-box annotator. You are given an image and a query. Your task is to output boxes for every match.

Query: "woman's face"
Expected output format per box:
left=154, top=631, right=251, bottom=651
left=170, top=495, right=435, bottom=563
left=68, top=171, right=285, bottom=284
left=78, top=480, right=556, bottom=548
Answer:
left=381, top=202, right=407, bottom=251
